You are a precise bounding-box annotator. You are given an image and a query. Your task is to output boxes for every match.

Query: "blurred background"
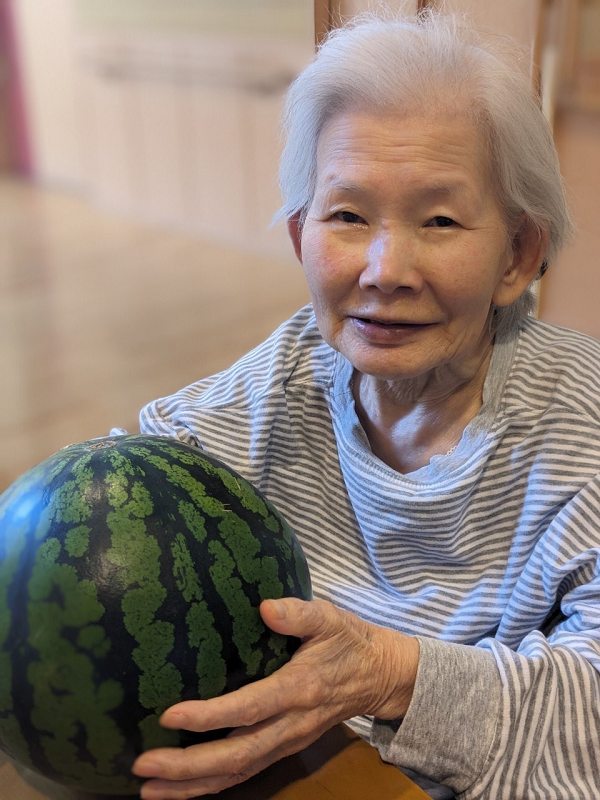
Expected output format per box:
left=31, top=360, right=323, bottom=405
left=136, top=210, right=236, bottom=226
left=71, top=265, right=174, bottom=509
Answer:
left=1, top=0, right=599, bottom=491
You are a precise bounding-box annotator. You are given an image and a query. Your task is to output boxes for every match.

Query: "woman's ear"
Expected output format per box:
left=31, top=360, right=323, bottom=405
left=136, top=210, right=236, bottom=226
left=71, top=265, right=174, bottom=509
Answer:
left=287, top=214, right=303, bottom=262
left=493, top=217, right=549, bottom=307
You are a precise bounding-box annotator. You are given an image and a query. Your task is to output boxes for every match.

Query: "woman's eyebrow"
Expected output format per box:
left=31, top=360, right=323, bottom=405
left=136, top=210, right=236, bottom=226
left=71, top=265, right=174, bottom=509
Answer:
left=415, top=181, right=471, bottom=198
left=319, top=179, right=472, bottom=200
left=319, top=179, right=364, bottom=195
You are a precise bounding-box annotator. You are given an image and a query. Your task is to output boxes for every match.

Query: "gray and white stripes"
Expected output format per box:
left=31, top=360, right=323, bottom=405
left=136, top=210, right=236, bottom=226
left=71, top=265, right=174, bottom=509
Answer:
left=140, top=305, right=600, bottom=798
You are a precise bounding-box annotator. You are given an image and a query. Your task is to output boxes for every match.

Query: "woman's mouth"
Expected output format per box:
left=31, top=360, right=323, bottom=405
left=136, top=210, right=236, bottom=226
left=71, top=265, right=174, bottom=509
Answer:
left=353, top=316, right=431, bottom=327
left=349, top=316, right=434, bottom=342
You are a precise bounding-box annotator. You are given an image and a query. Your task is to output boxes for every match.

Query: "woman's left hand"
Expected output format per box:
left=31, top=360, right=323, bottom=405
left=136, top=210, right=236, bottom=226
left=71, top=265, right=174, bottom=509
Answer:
left=132, top=597, right=420, bottom=799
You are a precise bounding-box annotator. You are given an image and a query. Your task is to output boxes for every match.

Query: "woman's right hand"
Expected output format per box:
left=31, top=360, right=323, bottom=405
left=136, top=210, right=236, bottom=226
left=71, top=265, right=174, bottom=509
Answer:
left=133, top=597, right=420, bottom=799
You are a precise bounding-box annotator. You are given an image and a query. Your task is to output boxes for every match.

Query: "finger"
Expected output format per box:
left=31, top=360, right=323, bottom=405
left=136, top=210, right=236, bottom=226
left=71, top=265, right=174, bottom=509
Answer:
left=159, top=687, right=276, bottom=732
left=159, top=662, right=312, bottom=732
left=134, top=722, right=276, bottom=779
left=138, top=736, right=286, bottom=800
left=134, top=742, right=247, bottom=783
left=136, top=716, right=327, bottom=797
left=260, top=597, right=342, bottom=639
left=134, top=718, right=274, bottom=780
left=134, top=747, right=187, bottom=778
left=137, top=735, right=300, bottom=800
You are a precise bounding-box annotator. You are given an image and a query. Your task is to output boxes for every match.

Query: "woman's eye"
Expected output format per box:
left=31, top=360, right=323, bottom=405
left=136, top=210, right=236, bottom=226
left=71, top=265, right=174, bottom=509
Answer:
left=334, top=211, right=365, bottom=224
left=426, top=216, right=456, bottom=228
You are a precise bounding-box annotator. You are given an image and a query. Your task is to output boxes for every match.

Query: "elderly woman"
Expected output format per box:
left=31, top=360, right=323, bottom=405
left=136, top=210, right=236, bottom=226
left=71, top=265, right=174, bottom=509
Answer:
left=131, top=10, right=600, bottom=800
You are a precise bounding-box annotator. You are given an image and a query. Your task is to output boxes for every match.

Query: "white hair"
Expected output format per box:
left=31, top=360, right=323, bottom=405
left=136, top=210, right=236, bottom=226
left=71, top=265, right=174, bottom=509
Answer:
left=278, top=10, right=573, bottom=335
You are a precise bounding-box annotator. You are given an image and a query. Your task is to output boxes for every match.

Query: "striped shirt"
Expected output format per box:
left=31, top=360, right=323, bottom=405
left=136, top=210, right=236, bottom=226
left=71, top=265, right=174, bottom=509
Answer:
left=139, top=304, right=600, bottom=799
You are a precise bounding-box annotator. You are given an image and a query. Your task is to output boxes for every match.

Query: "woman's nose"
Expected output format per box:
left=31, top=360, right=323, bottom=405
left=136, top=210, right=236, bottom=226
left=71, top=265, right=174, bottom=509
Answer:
left=359, top=233, right=424, bottom=294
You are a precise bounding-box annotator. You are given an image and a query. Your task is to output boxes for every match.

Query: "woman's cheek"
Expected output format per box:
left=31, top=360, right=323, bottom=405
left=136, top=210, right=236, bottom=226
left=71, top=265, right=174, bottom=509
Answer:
left=303, top=245, right=345, bottom=295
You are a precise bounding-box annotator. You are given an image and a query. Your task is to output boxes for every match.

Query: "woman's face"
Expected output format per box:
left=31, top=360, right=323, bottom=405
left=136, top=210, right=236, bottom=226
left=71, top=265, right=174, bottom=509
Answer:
left=292, top=111, right=537, bottom=382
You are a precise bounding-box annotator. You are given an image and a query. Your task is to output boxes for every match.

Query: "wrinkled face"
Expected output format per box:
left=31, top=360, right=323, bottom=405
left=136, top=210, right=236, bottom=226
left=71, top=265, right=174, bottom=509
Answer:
left=294, top=111, right=528, bottom=382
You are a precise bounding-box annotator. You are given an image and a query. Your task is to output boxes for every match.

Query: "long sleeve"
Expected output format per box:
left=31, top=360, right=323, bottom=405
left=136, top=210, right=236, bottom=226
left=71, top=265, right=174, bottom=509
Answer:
left=372, top=477, right=600, bottom=799
left=372, top=639, right=502, bottom=792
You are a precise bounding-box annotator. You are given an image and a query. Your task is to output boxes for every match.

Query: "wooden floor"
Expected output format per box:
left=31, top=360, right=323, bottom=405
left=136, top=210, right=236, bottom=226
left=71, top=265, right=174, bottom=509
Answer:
left=2, top=104, right=599, bottom=494
left=0, top=179, right=310, bottom=492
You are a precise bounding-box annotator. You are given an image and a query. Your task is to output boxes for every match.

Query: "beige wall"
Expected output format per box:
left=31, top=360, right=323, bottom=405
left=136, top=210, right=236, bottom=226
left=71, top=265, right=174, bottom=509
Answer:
left=12, top=0, right=314, bottom=257
left=75, top=0, right=313, bottom=39
left=580, top=0, right=600, bottom=58
left=536, top=107, right=600, bottom=340
left=321, top=1, right=542, bottom=77
left=335, top=0, right=418, bottom=17
left=428, top=0, right=541, bottom=55
left=329, top=0, right=540, bottom=53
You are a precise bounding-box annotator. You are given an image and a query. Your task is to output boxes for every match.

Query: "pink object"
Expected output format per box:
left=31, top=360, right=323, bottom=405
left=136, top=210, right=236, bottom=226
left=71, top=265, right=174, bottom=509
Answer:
left=0, top=0, right=33, bottom=175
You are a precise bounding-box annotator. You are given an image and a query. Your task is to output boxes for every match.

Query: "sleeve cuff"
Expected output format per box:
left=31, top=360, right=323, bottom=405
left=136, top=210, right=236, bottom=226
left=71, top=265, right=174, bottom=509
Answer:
left=371, top=636, right=501, bottom=794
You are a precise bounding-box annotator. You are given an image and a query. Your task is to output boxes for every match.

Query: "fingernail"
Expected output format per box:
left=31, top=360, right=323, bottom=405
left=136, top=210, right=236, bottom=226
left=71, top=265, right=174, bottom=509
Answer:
left=268, top=599, right=287, bottom=619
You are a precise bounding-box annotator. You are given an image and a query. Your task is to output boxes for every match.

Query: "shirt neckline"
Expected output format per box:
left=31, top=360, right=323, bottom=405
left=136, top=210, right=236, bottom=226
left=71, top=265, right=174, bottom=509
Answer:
left=329, top=325, right=521, bottom=485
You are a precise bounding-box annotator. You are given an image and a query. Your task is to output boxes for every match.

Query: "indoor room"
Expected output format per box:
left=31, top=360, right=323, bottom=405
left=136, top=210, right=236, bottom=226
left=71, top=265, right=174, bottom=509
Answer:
left=1, top=3, right=600, bottom=800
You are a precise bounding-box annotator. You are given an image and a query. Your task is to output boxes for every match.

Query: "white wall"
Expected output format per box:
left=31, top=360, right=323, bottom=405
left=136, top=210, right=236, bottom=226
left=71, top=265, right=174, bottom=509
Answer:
left=10, top=0, right=314, bottom=258
left=76, top=31, right=312, bottom=256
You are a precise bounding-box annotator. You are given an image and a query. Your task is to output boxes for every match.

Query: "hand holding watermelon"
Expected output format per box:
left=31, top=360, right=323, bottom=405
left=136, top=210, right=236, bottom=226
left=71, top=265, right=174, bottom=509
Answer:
left=133, top=595, right=420, bottom=799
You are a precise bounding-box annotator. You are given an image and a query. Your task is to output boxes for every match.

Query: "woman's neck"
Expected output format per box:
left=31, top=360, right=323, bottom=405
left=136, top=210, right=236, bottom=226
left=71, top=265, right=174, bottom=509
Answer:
left=352, top=346, right=494, bottom=474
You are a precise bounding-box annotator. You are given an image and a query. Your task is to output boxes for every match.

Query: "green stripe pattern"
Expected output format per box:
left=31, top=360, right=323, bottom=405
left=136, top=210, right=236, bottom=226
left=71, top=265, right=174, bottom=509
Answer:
left=0, top=435, right=311, bottom=795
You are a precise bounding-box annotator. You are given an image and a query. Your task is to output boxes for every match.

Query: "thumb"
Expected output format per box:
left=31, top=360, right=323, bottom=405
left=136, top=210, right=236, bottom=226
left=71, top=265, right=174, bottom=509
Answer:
left=260, top=597, right=335, bottom=639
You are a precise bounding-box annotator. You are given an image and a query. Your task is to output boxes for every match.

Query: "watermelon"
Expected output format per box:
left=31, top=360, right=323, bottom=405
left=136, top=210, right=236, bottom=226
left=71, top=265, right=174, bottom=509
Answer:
left=0, top=434, right=311, bottom=795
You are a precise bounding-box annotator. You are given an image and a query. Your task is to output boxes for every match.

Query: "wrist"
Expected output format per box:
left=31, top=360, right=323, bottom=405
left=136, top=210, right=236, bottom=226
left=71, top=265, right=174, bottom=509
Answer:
left=371, top=630, right=420, bottom=720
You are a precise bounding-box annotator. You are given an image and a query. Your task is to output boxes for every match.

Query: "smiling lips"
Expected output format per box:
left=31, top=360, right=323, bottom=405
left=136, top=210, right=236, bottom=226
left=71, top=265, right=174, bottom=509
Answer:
left=349, top=315, right=434, bottom=342
left=353, top=316, right=432, bottom=327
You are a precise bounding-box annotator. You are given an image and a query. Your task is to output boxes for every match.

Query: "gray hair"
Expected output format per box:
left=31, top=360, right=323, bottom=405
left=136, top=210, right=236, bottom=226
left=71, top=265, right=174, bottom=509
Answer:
left=278, top=10, right=573, bottom=336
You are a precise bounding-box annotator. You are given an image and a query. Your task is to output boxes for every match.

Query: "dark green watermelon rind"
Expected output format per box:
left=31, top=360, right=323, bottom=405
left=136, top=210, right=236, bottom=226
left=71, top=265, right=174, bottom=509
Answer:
left=0, top=461, right=40, bottom=771
left=0, top=435, right=312, bottom=795
left=0, top=444, right=90, bottom=772
left=126, top=439, right=310, bottom=680
left=0, top=445, right=141, bottom=794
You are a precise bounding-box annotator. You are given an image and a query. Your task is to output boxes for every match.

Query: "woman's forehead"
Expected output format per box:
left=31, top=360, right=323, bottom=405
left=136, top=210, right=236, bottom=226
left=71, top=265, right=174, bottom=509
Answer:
left=314, top=110, right=493, bottom=195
